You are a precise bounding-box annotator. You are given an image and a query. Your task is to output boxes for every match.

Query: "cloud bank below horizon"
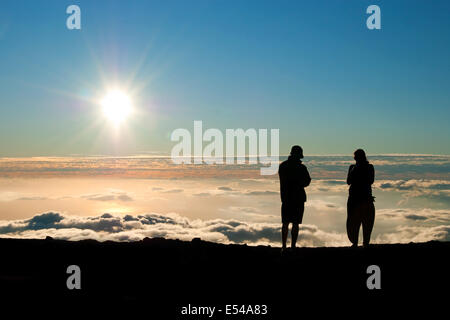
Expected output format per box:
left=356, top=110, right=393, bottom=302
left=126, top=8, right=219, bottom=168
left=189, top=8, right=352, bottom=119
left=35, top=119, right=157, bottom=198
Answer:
left=0, top=211, right=448, bottom=247
left=0, top=155, right=448, bottom=246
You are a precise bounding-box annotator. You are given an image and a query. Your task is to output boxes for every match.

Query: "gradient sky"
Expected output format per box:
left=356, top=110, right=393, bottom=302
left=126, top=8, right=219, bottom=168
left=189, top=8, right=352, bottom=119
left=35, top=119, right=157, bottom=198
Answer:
left=1, top=0, right=449, bottom=156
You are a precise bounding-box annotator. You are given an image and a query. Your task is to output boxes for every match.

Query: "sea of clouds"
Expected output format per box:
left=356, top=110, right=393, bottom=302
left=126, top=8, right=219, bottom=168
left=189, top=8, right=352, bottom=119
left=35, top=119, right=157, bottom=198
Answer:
left=0, top=155, right=449, bottom=246
left=0, top=210, right=448, bottom=246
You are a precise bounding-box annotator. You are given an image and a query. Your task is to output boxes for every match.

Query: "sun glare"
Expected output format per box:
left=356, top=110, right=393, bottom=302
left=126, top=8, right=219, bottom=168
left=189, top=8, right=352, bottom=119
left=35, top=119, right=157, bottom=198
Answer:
left=101, top=90, right=132, bottom=126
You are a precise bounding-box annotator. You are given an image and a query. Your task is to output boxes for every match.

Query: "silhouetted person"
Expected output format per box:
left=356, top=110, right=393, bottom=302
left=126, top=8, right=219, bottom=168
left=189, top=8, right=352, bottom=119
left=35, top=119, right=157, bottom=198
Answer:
left=346, top=149, right=375, bottom=248
left=278, top=146, right=311, bottom=251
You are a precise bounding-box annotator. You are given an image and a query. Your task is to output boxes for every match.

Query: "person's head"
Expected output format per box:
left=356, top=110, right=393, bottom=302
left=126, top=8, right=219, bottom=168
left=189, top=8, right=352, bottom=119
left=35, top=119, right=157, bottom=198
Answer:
left=290, top=145, right=304, bottom=160
left=354, top=149, right=368, bottom=163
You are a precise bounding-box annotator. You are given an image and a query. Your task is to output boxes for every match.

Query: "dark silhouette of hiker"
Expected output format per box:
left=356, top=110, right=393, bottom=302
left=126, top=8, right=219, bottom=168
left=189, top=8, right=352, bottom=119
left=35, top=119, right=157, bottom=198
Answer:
left=346, top=149, right=375, bottom=248
left=278, top=145, right=311, bottom=251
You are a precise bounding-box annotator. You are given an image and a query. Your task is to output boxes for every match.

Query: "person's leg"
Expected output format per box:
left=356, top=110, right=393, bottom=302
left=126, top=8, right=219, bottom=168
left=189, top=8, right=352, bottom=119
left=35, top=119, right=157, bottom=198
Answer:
left=282, top=222, right=289, bottom=249
left=362, top=201, right=375, bottom=247
left=281, top=203, right=289, bottom=249
left=346, top=199, right=361, bottom=246
left=291, top=202, right=304, bottom=248
left=291, top=223, right=299, bottom=248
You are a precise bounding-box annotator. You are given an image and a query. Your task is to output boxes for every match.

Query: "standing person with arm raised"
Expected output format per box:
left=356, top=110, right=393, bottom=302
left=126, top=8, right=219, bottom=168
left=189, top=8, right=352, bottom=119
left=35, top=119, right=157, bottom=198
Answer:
left=346, top=149, right=376, bottom=248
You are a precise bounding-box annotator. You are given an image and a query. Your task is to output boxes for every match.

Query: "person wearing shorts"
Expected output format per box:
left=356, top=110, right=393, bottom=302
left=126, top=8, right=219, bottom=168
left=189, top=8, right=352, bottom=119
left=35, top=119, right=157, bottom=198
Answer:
left=278, top=145, right=311, bottom=251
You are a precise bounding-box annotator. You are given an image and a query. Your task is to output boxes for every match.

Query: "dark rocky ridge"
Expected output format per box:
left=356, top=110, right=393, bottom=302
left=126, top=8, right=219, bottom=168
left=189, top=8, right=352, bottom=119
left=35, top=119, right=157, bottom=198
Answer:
left=0, top=237, right=448, bottom=316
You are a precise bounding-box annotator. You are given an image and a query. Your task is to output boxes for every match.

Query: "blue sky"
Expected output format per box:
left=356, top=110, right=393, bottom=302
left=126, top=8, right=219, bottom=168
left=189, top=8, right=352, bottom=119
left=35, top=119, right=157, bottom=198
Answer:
left=1, top=0, right=449, bottom=156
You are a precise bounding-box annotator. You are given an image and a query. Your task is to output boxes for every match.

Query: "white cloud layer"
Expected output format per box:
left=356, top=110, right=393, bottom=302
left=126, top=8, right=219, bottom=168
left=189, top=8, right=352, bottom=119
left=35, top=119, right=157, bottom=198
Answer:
left=0, top=211, right=448, bottom=247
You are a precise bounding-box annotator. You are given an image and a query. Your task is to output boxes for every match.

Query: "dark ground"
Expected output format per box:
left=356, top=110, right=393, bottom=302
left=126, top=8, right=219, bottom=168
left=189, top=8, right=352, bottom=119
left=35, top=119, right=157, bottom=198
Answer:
left=0, top=237, right=448, bottom=317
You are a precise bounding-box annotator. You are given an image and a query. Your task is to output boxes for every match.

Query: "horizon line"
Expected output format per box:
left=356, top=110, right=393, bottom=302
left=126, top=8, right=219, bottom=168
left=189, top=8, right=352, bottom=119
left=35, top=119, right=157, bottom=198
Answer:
left=1, top=153, right=450, bottom=160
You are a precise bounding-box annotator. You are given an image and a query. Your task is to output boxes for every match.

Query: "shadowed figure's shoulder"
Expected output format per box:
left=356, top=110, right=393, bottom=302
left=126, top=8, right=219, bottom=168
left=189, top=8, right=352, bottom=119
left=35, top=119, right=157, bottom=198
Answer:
left=278, top=159, right=309, bottom=176
left=279, top=158, right=290, bottom=167
left=278, top=159, right=290, bottom=175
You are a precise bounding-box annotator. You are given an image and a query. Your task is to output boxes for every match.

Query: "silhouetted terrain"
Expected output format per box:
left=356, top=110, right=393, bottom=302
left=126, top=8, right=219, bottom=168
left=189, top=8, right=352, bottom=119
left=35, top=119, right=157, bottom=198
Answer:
left=0, top=237, right=448, bottom=317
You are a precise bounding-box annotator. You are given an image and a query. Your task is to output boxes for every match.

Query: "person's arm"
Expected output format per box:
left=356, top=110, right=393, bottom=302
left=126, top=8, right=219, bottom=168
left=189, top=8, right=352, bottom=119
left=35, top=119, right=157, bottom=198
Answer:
left=303, top=166, right=311, bottom=187
left=368, top=164, right=375, bottom=185
left=278, top=165, right=287, bottom=202
left=347, top=165, right=355, bottom=185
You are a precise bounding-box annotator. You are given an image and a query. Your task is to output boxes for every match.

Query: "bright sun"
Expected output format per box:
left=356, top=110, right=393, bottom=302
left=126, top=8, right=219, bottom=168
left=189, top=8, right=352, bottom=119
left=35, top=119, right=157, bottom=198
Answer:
left=101, top=90, right=132, bottom=126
